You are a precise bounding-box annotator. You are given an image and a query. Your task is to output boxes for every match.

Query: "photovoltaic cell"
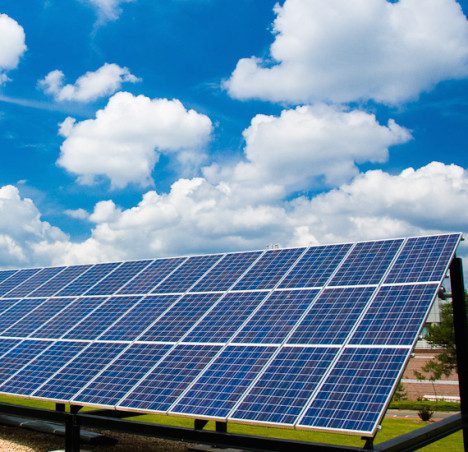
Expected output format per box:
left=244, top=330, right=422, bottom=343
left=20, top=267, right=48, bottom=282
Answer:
left=385, top=234, right=461, bottom=284
left=34, top=342, right=127, bottom=401
left=56, top=262, right=122, bottom=297
left=172, top=345, right=276, bottom=418
left=232, top=248, right=304, bottom=291
left=0, top=339, right=21, bottom=359
left=0, top=299, right=21, bottom=316
left=0, top=299, right=47, bottom=336
left=191, top=252, right=262, bottom=292
left=85, top=260, right=152, bottom=296
left=298, top=347, right=408, bottom=434
left=100, top=295, right=179, bottom=341
left=279, top=244, right=351, bottom=289
left=117, top=258, right=185, bottom=295
left=73, top=343, right=172, bottom=406
left=4, top=266, right=65, bottom=298
left=140, top=293, right=222, bottom=342
left=184, top=291, right=269, bottom=344
left=28, top=265, right=92, bottom=297
left=0, top=341, right=88, bottom=396
left=0, top=340, right=51, bottom=382
left=287, top=287, right=375, bottom=345
left=329, top=240, right=403, bottom=286
left=0, top=270, right=17, bottom=285
left=2, top=298, right=75, bottom=338
left=152, top=255, right=222, bottom=294
left=32, top=297, right=104, bottom=339
left=231, top=347, right=338, bottom=425
left=350, top=284, right=439, bottom=346
left=63, top=296, right=142, bottom=340
left=0, top=269, right=41, bottom=296
left=120, top=344, right=221, bottom=412
left=232, top=290, right=319, bottom=344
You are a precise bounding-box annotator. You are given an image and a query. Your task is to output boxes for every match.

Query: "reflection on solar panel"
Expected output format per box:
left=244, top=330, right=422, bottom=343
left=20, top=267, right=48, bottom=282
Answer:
left=0, top=233, right=461, bottom=438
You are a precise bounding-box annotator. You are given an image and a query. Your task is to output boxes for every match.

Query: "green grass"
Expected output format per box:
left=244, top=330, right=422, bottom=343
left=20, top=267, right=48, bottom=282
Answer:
left=0, top=395, right=463, bottom=450
left=390, top=400, right=460, bottom=412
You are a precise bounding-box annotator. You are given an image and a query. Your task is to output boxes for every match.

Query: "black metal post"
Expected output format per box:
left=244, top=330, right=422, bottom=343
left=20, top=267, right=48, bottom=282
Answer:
left=215, top=421, right=227, bottom=433
left=194, top=419, right=209, bottom=430
left=56, top=403, right=65, bottom=412
left=450, top=257, right=468, bottom=447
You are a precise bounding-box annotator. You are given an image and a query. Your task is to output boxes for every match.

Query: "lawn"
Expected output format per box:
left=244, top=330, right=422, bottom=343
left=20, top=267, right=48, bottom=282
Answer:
left=0, top=395, right=463, bottom=451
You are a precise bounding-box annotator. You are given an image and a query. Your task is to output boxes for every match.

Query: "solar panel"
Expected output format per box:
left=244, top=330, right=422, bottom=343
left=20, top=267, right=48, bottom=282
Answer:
left=0, top=232, right=461, bottom=438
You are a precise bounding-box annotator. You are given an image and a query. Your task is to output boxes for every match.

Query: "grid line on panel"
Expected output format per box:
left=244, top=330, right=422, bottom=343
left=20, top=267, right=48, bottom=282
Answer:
left=84, top=260, right=154, bottom=296
left=167, top=247, right=310, bottom=417
left=28, top=265, right=92, bottom=298
left=117, top=257, right=188, bottom=295
left=152, top=254, right=225, bottom=294
left=329, top=240, right=403, bottom=286
left=0, top=268, right=42, bottom=297
left=297, top=348, right=409, bottom=435
left=385, top=234, right=461, bottom=284
left=349, top=283, right=440, bottom=346
left=0, top=339, right=22, bottom=362
left=55, top=262, right=124, bottom=297
left=0, top=298, right=50, bottom=336
left=229, top=347, right=338, bottom=426
left=294, top=238, right=408, bottom=429
left=3, top=266, right=67, bottom=298
left=0, top=270, right=19, bottom=285
left=1, top=297, right=76, bottom=338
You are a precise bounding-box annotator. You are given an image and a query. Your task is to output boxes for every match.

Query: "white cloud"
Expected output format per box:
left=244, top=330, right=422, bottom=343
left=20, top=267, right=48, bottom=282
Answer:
left=226, top=0, right=468, bottom=104
left=57, top=92, right=213, bottom=188
left=86, top=0, right=134, bottom=22
left=64, top=208, right=89, bottom=220
left=0, top=14, right=26, bottom=84
left=39, top=63, right=140, bottom=102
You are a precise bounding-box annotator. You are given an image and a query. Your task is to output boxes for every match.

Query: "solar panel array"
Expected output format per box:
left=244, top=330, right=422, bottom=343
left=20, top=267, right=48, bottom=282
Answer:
left=0, top=233, right=461, bottom=437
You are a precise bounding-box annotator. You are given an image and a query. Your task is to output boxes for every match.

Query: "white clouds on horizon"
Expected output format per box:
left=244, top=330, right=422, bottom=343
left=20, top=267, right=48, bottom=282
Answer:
left=85, top=0, right=135, bottom=22
left=39, top=63, right=140, bottom=102
left=226, top=0, right=468, bottom=104
left=0, top=14, right=26, bottom=85
left=57, top=91, right=213, bottom=188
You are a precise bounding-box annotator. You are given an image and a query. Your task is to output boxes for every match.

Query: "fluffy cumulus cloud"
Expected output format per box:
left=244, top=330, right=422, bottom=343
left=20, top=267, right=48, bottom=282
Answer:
left=0, top=185, right=68, bottom=267
left=0, top=14, right=26, bottom=84
left=226, top=0, right=468, bottom=104
left=39, top=63, right=140, bottom=102
left=86, top=0, right=135, bottom=21
left=57, top=91, right=213, bottom=188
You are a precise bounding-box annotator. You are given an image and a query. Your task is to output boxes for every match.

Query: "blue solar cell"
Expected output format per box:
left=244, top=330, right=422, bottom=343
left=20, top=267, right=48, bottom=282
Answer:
left=191, top=252, right=262, bottom=292
left=55, top=262, right=122, bottom=297
left=32, top=297, right=104, bottom=339
left=117, top=258, right=186, bottom=294
left=330, top=240, right=403, bottom=286
left=231, top=347, right=338, bottom=425
left=287, top=287, right=375, bottom=345
left=85, top=260, right=152, bottom=296
left=298, top=347, right=408, bottom=434
left=4, top=266, right=66, bottom=298
left=63, top=296, right=142, bottom=340
left=279, top=244, right=352, bottom=289
left=385, top=234, right=461, bottom=284
left=2, top=298, right=75, bottom=338
left=0, top=339, right=51, bottom=382
left=172, top=345, right=276, bottom=418
left=0, top=269, right=42, bottom=296
left=0, top=299, right=22, bottom=316
left=0, top=270, right=18, bottom=285
left=0, top=299, right=47, bottom=336
left=0, top=338, right=21, bottom=359
left=0, top=341, right=88, bottom=396
left=233, top=248, right=305, bottom=291
left=100, top=295, right=180, bottom=341
left=28, top=265, right=92, bottom=297
left=350, top=284, right=439, bottom=346
left=120, top=344, right=221, bottom=412
left=140, top=293, right=222, bottom=342
left=184, top=292, right=269, bottom=343
left=73, top=343, right=172, bottom=406
left=34, top=342, right=127, bottom=401
left=152, top=255, right=223, bottom=294
left=232, top=290, right=319, bottom=344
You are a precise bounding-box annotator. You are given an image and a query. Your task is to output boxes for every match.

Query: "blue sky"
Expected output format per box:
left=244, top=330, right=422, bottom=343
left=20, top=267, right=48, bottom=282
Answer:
left=0, top=0, right=467, bottom=268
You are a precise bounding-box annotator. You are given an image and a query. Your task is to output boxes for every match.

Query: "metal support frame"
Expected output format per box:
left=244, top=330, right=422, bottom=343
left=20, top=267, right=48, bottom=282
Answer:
left=450, top=256, right=468, bottom=447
